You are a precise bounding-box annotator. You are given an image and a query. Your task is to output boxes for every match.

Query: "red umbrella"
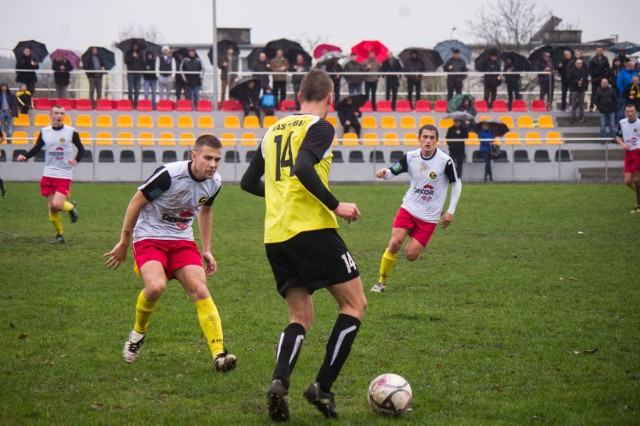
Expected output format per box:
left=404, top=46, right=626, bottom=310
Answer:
left=49, top=49, right=81, bottom=69
left=351, top=40, right=388, bottom=63
left=313, top=43, right=342, bottom=59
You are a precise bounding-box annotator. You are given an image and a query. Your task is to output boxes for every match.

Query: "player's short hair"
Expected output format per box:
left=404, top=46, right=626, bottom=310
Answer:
left=299, top=69, right=333, bottom=103
left=194, top=134, right=222, bottom=151
left=625, top=103, right=638, bottom=111
left=419, top=124, right=439, bottom=139
left=50, top=105, right=65, bottom=112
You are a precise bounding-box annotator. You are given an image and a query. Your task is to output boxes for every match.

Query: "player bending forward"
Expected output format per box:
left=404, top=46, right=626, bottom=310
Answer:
left=104, top=134, right=236, bottom=372
left=371, top=124, right=462, bottom=293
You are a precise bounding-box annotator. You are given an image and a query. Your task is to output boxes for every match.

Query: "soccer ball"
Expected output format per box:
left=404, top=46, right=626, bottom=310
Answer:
left=367, top=373, right=412, bottom=416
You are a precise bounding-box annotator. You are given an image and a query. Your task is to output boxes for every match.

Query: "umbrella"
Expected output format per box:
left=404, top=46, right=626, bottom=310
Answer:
left=474, top=47, right=502, bottom=71
left=336, top=94, right=367, bottom=110
left=264, top=38, right=305, bottom=59
left=172, top=48, right=195, bottom=62
left=13, top=40, right=49, bottom=62
left=246, top=47, right=266, bottom=69
left=82, top=47, right=116, bottom=70
left=501, top=51, right=530, bottom=71
left=315, top=51, right=345, bottom=68
left=399, top=48, right=443, bottom=72
left=351, top=40, right=388, bottom=63
left=448, top=93, right=475, bottom=112
left=143, top=41, right=163, bottom=58
left=434, top=40, right=471, bottom=63
left=528, top=45, right=572, bottom=66
left=445, top=111, right=475, bottom=122
left=608, top=41, right=640, bottom=55
left=116, top=38, right=148, bottom=53
left=478, top=120, right=509, bottom=137
left=285, top=48, right=312, bottom=69
left=229, top=76, right=262, bottom=99
left=49, top=49, right=81, bottom=69
left=313, top=43, right=342, bottom=59
left=209, top=39, right=240, bottom=64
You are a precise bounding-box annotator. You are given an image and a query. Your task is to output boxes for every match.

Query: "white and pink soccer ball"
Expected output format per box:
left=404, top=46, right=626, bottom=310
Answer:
left=367, top=373, right=412, bottom=416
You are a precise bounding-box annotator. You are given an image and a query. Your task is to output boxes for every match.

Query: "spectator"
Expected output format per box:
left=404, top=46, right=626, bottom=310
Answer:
left=0, top=83, right=18, bottom=140
left=156, top=46, right=175, bottom=101
left=16, top=84, right=33, bottom=115
left=343, top=53, right=364, bottom=95
left=142, top=51, right=158, bottom=108
left=52, top=52, right=73, bottom=99
left=381, top=51, right=403, bottom=111
left=260, top=87, right=275, bottom=117
left=444, top=49, right=467, bottom=101
left=567, top=50, right=583, bottom=73
left=503, top=57, right=521, bottom=111
left=537, top=52, right=554, bottom=109
left=337, top=97, right=361, bottom=137
left=405, top=50, right=425, bottom=106
left=219, top=47, right=238, bottom=102
left=568, top=59, right=589, bottom=123
left=623, top=75, right=640, bottom=110
left=291, top=54, right=310, bottom=110
left=180, top=49, right=204, bottom=110
left=555, top=50, right=573, bottom=111
left=124, top=42, right=145, bottom=109
left=445, top=119, right=469, bottom=178
left=83, top=47, right=105, bottom=109
left=251, top=52, right=271, bottom=90
left=610, top=57, right=623, bottom=88
left=477, top=122, right=495, bottom=182
left=240, top=80, right=261, bottom=119
left=325, top=57, right=343, bottom=105
left=593, top=78, right=618, bottom=143
left=481, top=52, right=501, bottom=109
left=588, top=47, right=610, bottom=111
left=15, top=48, right=39, bottom=95
left=269, top=49, right=289, bottom=108
left=614, top=50, right=628, bottom=67
left=455, top=95, right=476, bottom=116
left=174, top=51, right=188, bottom=101
left=616, top=60, right=638, bottom=121
left=363, top=50, right=381, bottom=111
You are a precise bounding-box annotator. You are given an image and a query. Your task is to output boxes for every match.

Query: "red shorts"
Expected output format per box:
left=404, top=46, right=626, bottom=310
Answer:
left=393, top=208, right=437, bottom=247
left=133, top=239, right=203, bottom=280
left=624, top=149, right=640, bottom=173
left=40, top=176, right=71, bottom=197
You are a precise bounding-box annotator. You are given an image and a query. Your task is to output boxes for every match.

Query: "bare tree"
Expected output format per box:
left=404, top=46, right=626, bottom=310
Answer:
left=467, top=0, right=550, bottom=50
left=118, top=24, right=163, bottom=43
left=295, top=32, right=332, bottom=54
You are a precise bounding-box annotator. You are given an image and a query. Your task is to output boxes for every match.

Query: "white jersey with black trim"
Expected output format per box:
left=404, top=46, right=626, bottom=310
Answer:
left=384, top=148, right=460, bottom=223
left=133, top=160, right=221, bottom=242
left=41, top=125, right=77, bottom=179
left=617, top=118, right=640, bottom=151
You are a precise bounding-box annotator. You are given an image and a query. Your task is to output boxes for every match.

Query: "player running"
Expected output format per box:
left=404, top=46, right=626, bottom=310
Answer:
left=104, top=134, right=236, bottom=372
left=371, top=124, right=462, bottom=293
left=615, top=103, right=640, bottom=213
left=241, top=69, right=366, bottom=421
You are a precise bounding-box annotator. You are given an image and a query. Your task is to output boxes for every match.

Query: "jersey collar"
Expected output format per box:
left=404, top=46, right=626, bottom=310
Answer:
left=52, top=125, right=64, bottom=131
left=421, top=148, right=438, bottom=160
left=187, top=160, right=206, bottom=182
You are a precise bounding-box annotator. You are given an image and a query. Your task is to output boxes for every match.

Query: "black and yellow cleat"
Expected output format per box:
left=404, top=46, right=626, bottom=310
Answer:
left=303, top=381, right=338, bottom=419
left=267, top=379, right=290, bottom=422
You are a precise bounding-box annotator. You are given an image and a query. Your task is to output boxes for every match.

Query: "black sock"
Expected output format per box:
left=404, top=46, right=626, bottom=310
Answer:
left=315, top=314, right=361, bottom=393
left=272, top=323, right=306, bottom=389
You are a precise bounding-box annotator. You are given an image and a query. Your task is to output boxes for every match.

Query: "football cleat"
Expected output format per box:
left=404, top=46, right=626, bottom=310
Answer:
left=303, top=381, right=338, bottom=419
left=267, top=379, right=290, bottom=422
left=49, top=234, right=65, bottom=244
left=370, top=282, right=387, bottom=293
left=69, top=201, right=79, bottom=223
left=631, top=206, right=640, bottom=214
left=214, top=350, right=237, bottom=372
left=123, top=330, right=145, bottom=363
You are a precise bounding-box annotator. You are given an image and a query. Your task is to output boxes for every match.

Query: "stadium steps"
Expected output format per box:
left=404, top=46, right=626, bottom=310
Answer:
left=578, top=167, right=624, bottom=183
left=556, top=115, right=599, bottom=127
left=562, top=130, right=604, bottom=144
left=570, top=149, right=624, bottom=161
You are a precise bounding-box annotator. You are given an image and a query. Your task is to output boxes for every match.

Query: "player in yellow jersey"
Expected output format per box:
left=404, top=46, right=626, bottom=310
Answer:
left=241, top=69, right=366, bottom=421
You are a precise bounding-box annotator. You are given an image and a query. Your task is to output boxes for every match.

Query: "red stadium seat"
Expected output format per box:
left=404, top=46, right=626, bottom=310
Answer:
left=137, top=99, right=153, bottom=111
left=33, top=98, right=51, bottom=110
left=511, top=99, right=527, bottom=112
left=492, top=100, right=508, bottom=112
left=279, top=100, right=297, bottom=111
left=474, top=100, right=489, bottom=112
left=415, top=100, right=432, bottom=112
left=196, top=99, right=213, bottom=111
left=96, top=99, right=113, bottom=110
left=395, top=100, right=412, bottom=112
left=360, top=100, right=373, bottom=112
left=177, top=99, right=193, bottom=111
left=75, top=98, right=93, bottom=110
left=376, top=100, right=393, bottom=112
left=434, top=100, right=447, bottom=112
left=531, top=99, right=547, bottom=112
left=156, top=100, right=175, bottom=111
left=57, top=98, right=73, bottom=110
left=116, top=99, right=133, bottom=111
left=221, top=100, right=242, bottom=112
left=112, top=100, right=118, bottom=109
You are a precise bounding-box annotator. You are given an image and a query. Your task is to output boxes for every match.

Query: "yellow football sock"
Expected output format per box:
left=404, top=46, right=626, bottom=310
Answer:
left=133, top=291, right=159, bottom=334
left=195, top=297, right=224, bottom=357
left=378, top=248, right=398, bottom=284
left=49, top=212, right=63, bottom=235
left=62, top=201, right=74, bottom=212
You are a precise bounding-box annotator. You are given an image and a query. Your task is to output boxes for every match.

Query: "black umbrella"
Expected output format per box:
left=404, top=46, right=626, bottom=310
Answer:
left=13, top=40, right=48, bottom=62
left=172, top=48, right=189, bottom=61
left=247, top=47, right=266, bottom=70
left=528, top=45, right=572, bottom=66
left=337, top=94, right=367, bottom=110
left=608, top=41, right=640, bottom=54
left=285, top=48, right=312, bottom=69
left=82, top=47, right=116, bottom=70
left=264, top=38, right=305, bottom=59
left=478, top=120, right=509, bottom=137
left=229, top=76, right=262, bottom=99
left=208, top=39, right=240, bottom=65
left=399, top=48, right=443, bottom=71
left=474, top=47, right=501, bottom=71
left=116, top=38, right=147, bottom=53
left=143, top=41, right=163, bottom=58
left=501, top=51, right=531, bottom=71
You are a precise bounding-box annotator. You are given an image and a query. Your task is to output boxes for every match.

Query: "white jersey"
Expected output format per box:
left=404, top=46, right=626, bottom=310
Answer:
left=617, top=118, right=640, bottom=151
left=384, top=148, right=461, bottom=223
left=133, top=161, right=222, bottom=242
left=40, top=125, right=78, bottom=179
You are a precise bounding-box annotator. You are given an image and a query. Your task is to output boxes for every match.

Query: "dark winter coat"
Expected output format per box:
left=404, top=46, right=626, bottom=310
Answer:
left=52, top=59, right=73, bottom=86
left=15, top=55, right=39, bottom=85
left=593, top=86, right=618, bottom=112
left=381, top=57, right=403, bottom=88
left=588, top=55, right=610, bottom=81
left=443, top=57, right=467, bottom=84
left=481, top=59, right=501, bottom=88
left=567, top=66, right=589, bottom=92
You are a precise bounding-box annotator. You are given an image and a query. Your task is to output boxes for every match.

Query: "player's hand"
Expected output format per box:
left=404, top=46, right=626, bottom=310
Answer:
left=440, top=213, right=453, bottom=229
left=68, top=159, right=78, bottom=166
left=104, top=241, right=129, bottom=270
left=17, top=154, right=26, bottom=162
left=623, top=143, right=630, bottom=151
left=202, top=252, right=217, bottom=276
left=375, top=168, right=389, bottom=179
left=334, top=202, right=361, bottom=224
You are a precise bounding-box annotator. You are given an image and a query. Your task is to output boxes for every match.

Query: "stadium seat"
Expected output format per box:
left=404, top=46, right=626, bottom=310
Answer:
left=370, top=151, right=385, bottom=163
left=360, top=100, right=373, bottom=112
left=498, top=116, right=515, bottom=129
left=11, top=131, right=29, bottom=145
left=400, top=116, right=417, bottom=129
left=138, top=132, right=155, bottom=146
left=142, top=150, right=157, bottom=163
left=177, top=99, right=193, bottom=111
left=63, top=115, right=72, bottom=126
left=116, top=99, right=133, bottom=111
left=525, top=131, right=543, bottom=145
left=96, top=115, right=113, bottom=128
left=531, top=99, right=547, bottom=112
left=95, top=131, right=113, bottom=146
left=137, top=100, right=153, bottom=111
left=403, top=132, right=419, bottom=146
left=538, top=115, right=555, bottom=129
left=471, top=151, right=484, bottom=163
left=98, top=150, right=115, bottom=163
left=554, top=149, right=572, bottom=162
left=332, top=136, right=339, bottom=147
left=57, top=98, right=73, bottom=110
left=34, top=114, right=49, bottom=127
left=376, top=100, right=393, bottom=112
left=197, top=116, right=214, bottom=129
left=494, top=150, right=509, bottom=162
left=415, top=100, right=432, bottom=112
left=115, top=115, right=133, bottom=128
left=162, top=150, right=178, bottom=163
left=156, top=100, right=175, bottom=111
left=438, top=118, right=454, bottom=129
left=342, top=133, right=359, bottom=146
left=0, top=149, right=5, bottom=160
left=219, top=132, right=236, bottom=147
left=419, top=116, right=435, bottom=127
left=179, top=132, right=196, bottom=146
left=546, top=131, right=563, bottom=145
left=434, top=100, right=447, bottom=112
left=390, top=150, right=404, bottom=163
left=117, top=132, right=134, bottom=146
left=534, top=149, right=550, bottom=162
left=243, top=116, right=260, bottom=128
left=511, top=99, right=527, bottom=112
left=380, top=116, right=398, bottom=129
left=75, top=114, right=93, bottom=128
left=157, top=115, right=174, bottom=128
left=11, top=149, right=28, bottom=161
left=240, top=133, right=258, bottom=147
left=465, top=131, right=480, bottom=146
left=362, top=133, right=379, bottom=146
left=120, top=150, right=136, bottom=163
left=81, top=150, right=93, bottom=162
left=395, top=100, right=413, bottom=112
left=514, top=149, right=530, bottom=162
left=34, top=98, right=51, bottom=110
left=224, top=116, right=241, bottom=128
left=78, top=131, right=92, bottom=145
left=476, top=115, right=493, bottom=123
left=383, top=133, right=400, bottom=146
left=176, top=116, right=194, bottom=129
left=221, top=100, right=242, bottom=111
left=76, top=99, right=93, bottom=110
left=159, top=132, right=176, bottom=146
left=196, top=99, right=213, bottom=112
left=137, top=115, right=154, bottom=128
left=279, top=100, right=297, bottom=111
left=96, top=99, right=113, bottom=110
left=263, top=115, right=278, bottom=128
left=246, top=150, right=257, bottom=163
left=361, top=116, right=378, bottom=129
left=349, top=151, right=365, bottom=163
left=13, top=114, right=30, bottom=127
left=517, top=115, right=535, bottom=129
left=474, top=100, right=489, bottom=112
left=224, top=150, right=240, bottom=163
left=332, top=150, right=343, bottom=163
left=503, top=132, right=522, bottom=145
left=492, top=100, right=508, bottom=112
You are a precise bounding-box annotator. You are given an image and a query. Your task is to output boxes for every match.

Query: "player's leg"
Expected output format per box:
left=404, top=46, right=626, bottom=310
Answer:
left=46, top=192, right=66, bottom=243
left=632, top=168, right=640, bottom=213
left=372, top=227, right=409, bottom=292
left=0, top=177, right=6, bottom=199
left=623, top=172, right=635, bottom=191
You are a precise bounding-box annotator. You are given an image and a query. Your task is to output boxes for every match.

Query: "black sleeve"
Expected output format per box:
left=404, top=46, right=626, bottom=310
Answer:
left=299, top=120, right=335, bottom=159
left=389, top=155, right=408, bottom=176
left=25, top=134, right=45, bottom=159
left=293, top=150, right=339, bottom=210
left=204, top=186, right=221, bottom=206
left=72, top=131, right=85, bottom=162
left=445, top=159, right=457, bottom=183
left=240, top=144, right=265, bottom=197
left=139, top=168, right=171, bottom=201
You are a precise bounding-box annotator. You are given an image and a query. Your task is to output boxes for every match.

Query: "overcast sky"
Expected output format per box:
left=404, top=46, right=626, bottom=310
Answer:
left=0, top=0, right=635, bottom=57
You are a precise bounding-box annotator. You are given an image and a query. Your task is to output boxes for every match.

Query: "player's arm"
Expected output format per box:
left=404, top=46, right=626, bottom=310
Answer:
left=70, top=131, right=85, bottom=165
left=376, top=155, right=408, bottom=180
left=104, top=191, right=151, bottom=269
left=197, top=188, right=221, bottom=276
left=240, top=142, right=265, bottom=196
left=17, top=134, right=45, bottom=161
left=441, top=159, right=462, bottom=229
left=615, top=125, right=627, bottom=150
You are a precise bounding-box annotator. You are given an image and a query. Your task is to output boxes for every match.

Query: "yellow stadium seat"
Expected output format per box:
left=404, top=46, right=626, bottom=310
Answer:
left=34, top=114, right=49, bottom=127
left=545, top=131, right=563, bottom=145
left=116, top=115, right=133, bottom=128
left=332, top=136, right=339, bottom=147
left=224, top=116, right=241, bottom=128
left=75, top=114, right=92, bottom=128
left=465, top=131, right=480, bottom=146
left=476, top=115, right=493, bottom=123
left=439, top=118, right=454, bottom=129
left=538, top=115, right=555, bottom=129
left=137, top=115, right=154, bottom=128
left=380, top=116, right=398, bottom=129
left=342, top=133, right=359, bottom=146
left=138, top=132, right=155, bottom=146
left=78, top=131, right=92, bottom=145
left=63, top=114, right=72, bottom=126
left=219, top=132, right=236, bottom=146
left=179, top=132, right=196, bottom=146
left=362, top=133, right=379, bottom=146
left=517, top=115, right=535, bottom=129
left=383, top=133, right=400, bottom=146
left=419, top=116, right=435, bottom=127
left=524, top=131, right=543, bottom=145
left=197, top=116, right=214, bottom=129
left=117, top=132, right=134, bottom=146
left=240, top=133, right=258, bottom=147
left=177, top=115, right=194, bottom=129
left=399, top=116, right=416, bottom=129
left=33, top=131, right=40, bottom=143
left=498, top=116, right=515, bottom=129
left=263, top=115, right=278, bottom=128
left=95, top=131, right=113, bottom=146
left=403, top=132, right=419, bottom=146
left=243, top=116, right=260, bottom=128
left=13, top=114, right=30, bottom=127
left=96, top=115, right=113, bottom=128
left=11, top=131, right=29, bottom=145
left=504, top=131, right=522, bottom=145
left=159, top=132, right=176, bottom=146
left=325, top=116, right=338, bottom=128
left=157, top=115, right=174, bottom=128
left=361, top=116, right=378, bottom=129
